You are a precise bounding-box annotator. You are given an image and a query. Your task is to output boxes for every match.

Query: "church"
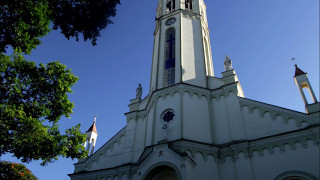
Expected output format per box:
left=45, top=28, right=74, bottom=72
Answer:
left=69, top=0, right=320, bottom=179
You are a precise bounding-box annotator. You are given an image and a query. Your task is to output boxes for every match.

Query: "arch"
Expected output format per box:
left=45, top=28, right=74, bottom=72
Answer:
left=164, top=28, right=176, bottom=87
left=142, top=162, right=182, bottom=180
left=185, top=0, right=193, bottom=11
left=166, top=0, right=175, bottom=12
left=195, top=151, right=205, bottom=160
left=274, top=171, right=318, bottom=180
left=172, top=91, right=180, bottom=97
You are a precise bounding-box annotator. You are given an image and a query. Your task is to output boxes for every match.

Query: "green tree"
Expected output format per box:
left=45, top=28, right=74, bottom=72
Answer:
left=0, top=54, right=87, bottom=165
left=0, top=0, right=120, bottom=54
left=0, top=161, right=38, bottom=180
left=0, top=0, right=120, bottom=166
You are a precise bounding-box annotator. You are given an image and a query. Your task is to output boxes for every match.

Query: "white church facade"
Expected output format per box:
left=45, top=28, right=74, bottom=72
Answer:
left=69, top=0, right=320, bottom=179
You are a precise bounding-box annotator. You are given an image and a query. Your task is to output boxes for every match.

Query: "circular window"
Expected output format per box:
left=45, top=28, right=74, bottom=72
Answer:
left=161, top=109, right=175, bottom=123
left=166, top=18, right=176, bottom=26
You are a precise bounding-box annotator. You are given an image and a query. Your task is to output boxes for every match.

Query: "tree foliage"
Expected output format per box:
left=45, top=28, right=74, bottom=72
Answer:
left=0, top=0, right=119, bottom=167
left=0, top=0, right=120, bottom=54
left=0, top=54, right=87, bottom=165
left=0, top=161, right=38, bottom=180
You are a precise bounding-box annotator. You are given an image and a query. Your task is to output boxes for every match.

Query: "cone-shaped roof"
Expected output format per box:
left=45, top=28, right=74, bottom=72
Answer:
left=87, top=122, right=97, bottom=134
left=294, top=64, right=306, bottom=76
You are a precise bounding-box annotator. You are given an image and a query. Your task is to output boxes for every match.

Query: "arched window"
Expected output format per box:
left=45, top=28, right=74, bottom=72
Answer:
left=164, top=28, right=175, bottom=87
left=166, top=0, right=175, bottom=12
left=185, top=0, right=193, bottom=11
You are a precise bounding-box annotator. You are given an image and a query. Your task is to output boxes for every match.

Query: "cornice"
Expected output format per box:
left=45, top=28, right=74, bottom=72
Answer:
left=70, top=164, right=137, bottom=180
left=144, top=83, right=239, bottom=113
left=169, top=126, right=320, bottom=162
left=145, top=83, right=211, bottom=111
left=70, top=126, right=319, bottom=179
left=156, top=9, right=201, bottom=23
left=210, top=83, right=239, bottom=99
left=239, top=97, right=320, bottom=126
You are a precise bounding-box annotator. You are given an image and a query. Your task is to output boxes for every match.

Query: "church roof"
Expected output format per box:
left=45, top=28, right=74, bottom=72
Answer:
left=87, top=122, right=98, bottom=134
left=294, top=64, right=306, bottom=76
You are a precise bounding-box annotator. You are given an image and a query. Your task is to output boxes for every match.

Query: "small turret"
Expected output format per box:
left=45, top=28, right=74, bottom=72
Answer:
left=294, top=64, right=319, bottom=114
left=84, top=116, right=98, bottom=155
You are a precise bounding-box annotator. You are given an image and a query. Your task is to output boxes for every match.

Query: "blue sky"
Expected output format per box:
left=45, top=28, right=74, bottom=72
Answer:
left=2, top=0, right=319, bottom=179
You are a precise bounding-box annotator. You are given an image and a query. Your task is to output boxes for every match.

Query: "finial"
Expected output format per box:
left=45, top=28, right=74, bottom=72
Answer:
left=94, top=115, right=97, bottom=123
left=226, top=54, right=229, bottom=59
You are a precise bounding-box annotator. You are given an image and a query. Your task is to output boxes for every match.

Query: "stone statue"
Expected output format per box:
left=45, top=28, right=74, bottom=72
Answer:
left=224, top=54, right=233, bottom=71
left=136, top=84, right=142, bottom=99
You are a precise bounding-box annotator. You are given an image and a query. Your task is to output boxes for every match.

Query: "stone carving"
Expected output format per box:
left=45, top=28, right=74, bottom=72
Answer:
left=224, top=54, right=233, bottom=71
left=136, top=84, right=142, bottom=99
left=162, top=122, right=169, bottom=140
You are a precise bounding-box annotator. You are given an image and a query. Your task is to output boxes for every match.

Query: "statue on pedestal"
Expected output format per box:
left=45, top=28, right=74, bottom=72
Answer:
left=136, top=84, right=142, bottom=99
left=224, top=54, right=233, bottom=71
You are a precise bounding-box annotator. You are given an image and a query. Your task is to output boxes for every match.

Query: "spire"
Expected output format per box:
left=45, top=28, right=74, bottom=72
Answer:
left=87, top=115, right=98, bottom=134
left=294, top=64, right=306, bottom=76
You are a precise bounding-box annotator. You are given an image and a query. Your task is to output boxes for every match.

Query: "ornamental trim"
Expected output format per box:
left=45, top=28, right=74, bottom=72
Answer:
left=239, top=97, right=320, bottom=126
left=168, top=126, right=319, bottom=162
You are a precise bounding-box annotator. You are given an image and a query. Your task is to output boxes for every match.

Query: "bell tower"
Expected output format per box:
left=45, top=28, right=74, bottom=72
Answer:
left=150, top=0, right=214, bottom=92
left=84, top=116, right=98, bottom=156
left=294, top=65, right=319, bottom=114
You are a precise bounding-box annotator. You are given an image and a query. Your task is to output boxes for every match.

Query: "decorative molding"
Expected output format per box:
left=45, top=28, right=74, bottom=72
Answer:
left=169, top=140, right=219, bottom=160
left=169, top=126, right=320, bottom=162
left=143, top=83, right=240, bottom=117
left=125, top=110, right=149, bottom=121
left=211, top=83, right=239, bottom=100
left=70, top=126, right=319, bottom=179
left=70, top=164, right=137, bottom=180
left=239, top=97, right=320, bottom=126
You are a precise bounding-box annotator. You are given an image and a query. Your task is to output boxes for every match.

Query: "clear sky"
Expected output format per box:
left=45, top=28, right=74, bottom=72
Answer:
left=2, top=0, right=319, bottom=179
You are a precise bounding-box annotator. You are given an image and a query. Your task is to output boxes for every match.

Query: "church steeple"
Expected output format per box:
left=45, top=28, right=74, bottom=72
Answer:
left=84, top=116, right=98, bottom=155
left=294, top=64, right=319, bottom=114
left=150, top=0, right=214, bottom=92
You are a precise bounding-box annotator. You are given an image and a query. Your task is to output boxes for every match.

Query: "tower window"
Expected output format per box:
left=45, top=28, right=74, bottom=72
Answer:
left=166, top=0, right=175, bottom=12
left=185, top=0, right=193, bottom=11
left=164, top=28, right=176, bottom=87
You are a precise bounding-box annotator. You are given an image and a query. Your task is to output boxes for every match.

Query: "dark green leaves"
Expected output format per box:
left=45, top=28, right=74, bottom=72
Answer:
left=49, top=0, right=121, bottom=46
left=0, top=0, right=117, bottom=166
left=0, top=0, right=50, bottom=54
left=0, top=0, right=120, bottom=54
